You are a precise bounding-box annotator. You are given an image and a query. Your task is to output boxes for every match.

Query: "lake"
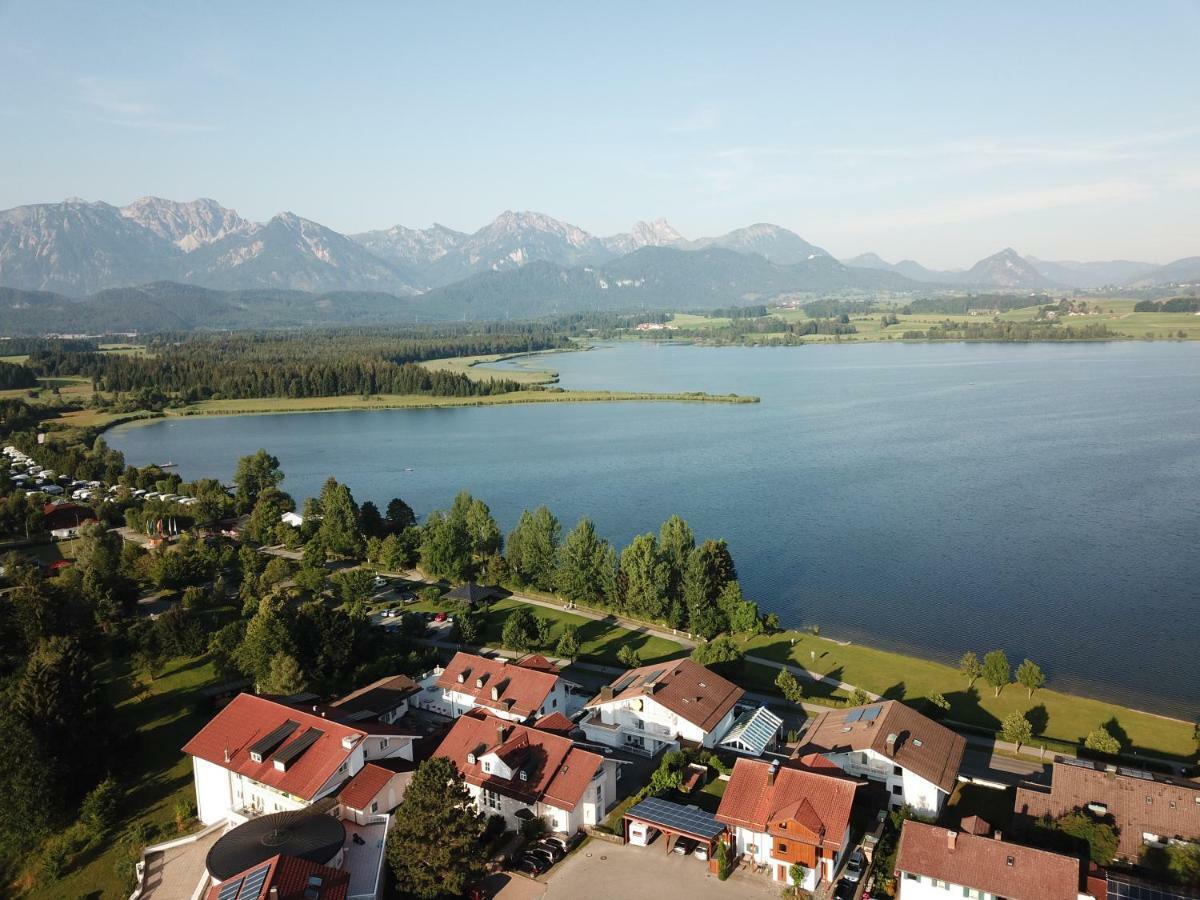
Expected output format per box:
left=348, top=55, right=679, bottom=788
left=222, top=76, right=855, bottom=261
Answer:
left=107, top=341, right=1200, bottom=718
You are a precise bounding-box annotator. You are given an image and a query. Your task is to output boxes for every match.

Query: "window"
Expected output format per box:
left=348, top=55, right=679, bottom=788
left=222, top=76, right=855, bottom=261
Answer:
left=371, top=801, right=378, bottom=813
left=893, top=765, right=902, bottom=776
left=483, top=761, right=492, bottom=773
left=777, top=842, right=788, bottom=853
left=381, top=738, right=389, bottom=749
left=482, top=789, right=502, bottom=811
left=892, top=785, right=903, bottom=796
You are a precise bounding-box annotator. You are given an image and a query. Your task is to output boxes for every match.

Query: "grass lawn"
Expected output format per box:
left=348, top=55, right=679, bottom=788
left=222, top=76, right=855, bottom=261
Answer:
left=738, top=658, right=848, bottom=707
left=667, top=313, right=733, bottom=330
left=420, top=352, right=559, bottom=385
left=25, top=653, right=224, bottom=899
left=738, top=630, right=1198, bottom=762
left=473, top=597, right=685, bottom=666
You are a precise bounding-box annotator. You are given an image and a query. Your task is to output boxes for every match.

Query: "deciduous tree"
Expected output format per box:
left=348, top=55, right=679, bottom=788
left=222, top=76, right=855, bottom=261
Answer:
left=983, top=649, right=1010, bottom=697
left=959, top=651, right=982, bottom=688
left=1016, top=658, right=1045, bottom=698
left=1001, top=710, right=1033, bottom=751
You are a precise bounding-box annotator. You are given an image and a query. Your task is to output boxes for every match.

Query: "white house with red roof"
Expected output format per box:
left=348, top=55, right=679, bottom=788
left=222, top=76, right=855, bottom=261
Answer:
left=205, top=854, right=350, bottom=900
left=435, top=709, right=618, bottom=834
left=183, top=693, right=416, bottom=826
left=337, top=763, right=410, bottom=826
left=581, top=658, right=744, bottom=755
left=715, top=755, right=860, bottom=892
left=419, top=651, right=571, bottom=723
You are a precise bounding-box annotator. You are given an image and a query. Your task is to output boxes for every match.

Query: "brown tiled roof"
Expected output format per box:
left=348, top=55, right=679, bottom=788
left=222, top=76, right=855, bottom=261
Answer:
left=794, top=700, right=965, bottom=794
left=716, top=756, right=858, bottom=851
left=337, top=763, right=396, bottom=811
left=434, top=710, right=602, bottom=812
left=1014, top=757, right=1200, bottom=860
left=533, top=712, right=576, bottom=736
left=205, top=853, right=349, bottom=900
left=516, top=654, right=561, bottom=674
left=896, top=821, right=1083, bottom=900
left=585, top=658, right=744, bottom=733
left=182, top=694, right=363, bottom=801
left=437, top=652, right=560, bottom=720
left=330, top=674, right=420, bottom=720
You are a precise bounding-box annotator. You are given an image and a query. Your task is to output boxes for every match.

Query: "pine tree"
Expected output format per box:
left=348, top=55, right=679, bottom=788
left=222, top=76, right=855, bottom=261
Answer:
left=386, top=758, right=487, bottom=899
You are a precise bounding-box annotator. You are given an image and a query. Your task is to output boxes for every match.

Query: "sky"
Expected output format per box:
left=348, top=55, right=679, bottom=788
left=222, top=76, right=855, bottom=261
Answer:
left=2, top=1, right=1199, bottom=268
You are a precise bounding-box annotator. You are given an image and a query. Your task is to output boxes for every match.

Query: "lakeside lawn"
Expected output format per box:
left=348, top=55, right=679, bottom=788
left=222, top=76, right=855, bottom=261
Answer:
left=26, top=653, right=224, bottom=899
left=420, top=350, right=560, bottom=385
left=738, top=629, right=1198, bottom=761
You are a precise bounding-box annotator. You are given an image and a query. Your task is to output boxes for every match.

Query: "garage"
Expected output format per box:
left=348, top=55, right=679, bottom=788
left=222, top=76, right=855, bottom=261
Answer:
left=622, top=796, right=726, bottom=859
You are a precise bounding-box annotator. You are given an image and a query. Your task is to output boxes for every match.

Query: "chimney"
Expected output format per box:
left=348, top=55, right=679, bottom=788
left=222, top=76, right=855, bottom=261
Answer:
left=994, top=830, right=1003, bottom=841
left=270, top=888, right=279, bottom=900
left=642, top=680, right=656, bottom=696
left=223, top=747, right=230, bottom=764
left=497, top=724, right=508, bottom=744
left=946, top=830, right=958, bottom=851
left=767, top=758, right=779, bottom=787
left=885, top=732, right=898, bottom=757
left=599, top=685, right=614, bottom=701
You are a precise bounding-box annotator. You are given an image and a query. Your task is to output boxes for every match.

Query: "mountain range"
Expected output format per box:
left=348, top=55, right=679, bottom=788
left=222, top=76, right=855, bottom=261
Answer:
left=0, top=197, right=1197, bottom=324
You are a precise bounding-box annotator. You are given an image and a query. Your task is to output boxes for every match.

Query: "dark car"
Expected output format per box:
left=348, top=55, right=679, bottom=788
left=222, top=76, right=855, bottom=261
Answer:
left=515, top=854, right=548, bottom=876
left=523, top=847, right=556, bottom=868
left=534, top=839, right=565, bottom=861
left=833, top=879, right=857, bottom=900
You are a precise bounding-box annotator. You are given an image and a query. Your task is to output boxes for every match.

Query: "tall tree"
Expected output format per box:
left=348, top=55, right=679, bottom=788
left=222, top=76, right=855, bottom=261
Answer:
left=462, top=495, right=503, bottom=560
left=619, top=533, right=669, bottom=620
left=234, top=449, right=284, bottom=513
left=385, top=758, right=487, bottom=900
left=657, top=514, right=695, bottom=601
left=501, top=606, right=539, bottom=653
left=982, top=649, right=1011, bottom=697
left=682, top=539, right=736, bottom=634
left=261, top=651, right=308, bottom=695
left=1015, top=658, right=1046, bottom=698
left=385, top=496, right=417, bottom=533
left=555, top=517, right=611, bottom=604
left=506, top=506, right=560, bottom=590
left=316, top=478, right=363, bottom=557
left=1001, top=710, right=1033, bottom=751
left=958, top=651, right=982, bottom=688
left=236, top=595, right=297, bottom=686
left=420, top=510, right=472, bottom=581
left=358, top=500, right=386, bottom=539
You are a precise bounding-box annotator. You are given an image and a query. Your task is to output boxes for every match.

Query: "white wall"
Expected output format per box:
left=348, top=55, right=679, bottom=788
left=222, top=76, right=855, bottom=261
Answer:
left=193, top=756, right=234, bottom=825
left=728, top=824, right=841, bottom=891
left=583, top=695, right=733, bottom=752
left=823, top=748, right=946, bottom=817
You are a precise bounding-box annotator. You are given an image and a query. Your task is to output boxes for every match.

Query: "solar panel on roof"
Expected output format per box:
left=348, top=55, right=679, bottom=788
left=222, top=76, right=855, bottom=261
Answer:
left=236, top=863, right=270, bottom=900
left=844, top=708, right=865, bottom=724
left=272, top=726, right=324, bottom=770
left=249, top=719, right=299, bottom=763
left=611, top=674, right=637, bottom=693
left=1108, top=873, right=1200, bottom=900
left=626, top=796, right=725, bottom=840
left=217, top=878, right=244, bottom=900
left=643, top=668, right=666, bottom=684
left=862, top=705, right=881, bottom=722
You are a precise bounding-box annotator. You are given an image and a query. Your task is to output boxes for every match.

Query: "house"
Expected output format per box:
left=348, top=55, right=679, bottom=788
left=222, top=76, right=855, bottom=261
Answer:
left=337, top=762, right=410, bottom=825
left=420, top=651, right=570, bottom=723
left=716, top=755, right=860, bottom=892
left=580, top=658, right=744, bottom=755
left=205, top=854, right=349, bottom=900
left=793, top=701, right=965, bottom=817
left=43, top=501, right=95, bottom=538
left=443, top=581, right=500, bottom=606
left=182, top=693, right=416, bottom=826
left=1013, top=756, right=1200, bottom=862
left=330, top=674, right=421, bottom=724
left=894, top=820, right=1093, bottom=900
left=434, top=709, right=617, bottom=834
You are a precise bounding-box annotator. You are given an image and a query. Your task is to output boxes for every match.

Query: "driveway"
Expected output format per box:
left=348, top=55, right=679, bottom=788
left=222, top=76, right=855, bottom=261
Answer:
left=534, top=840, right=779, bottom=900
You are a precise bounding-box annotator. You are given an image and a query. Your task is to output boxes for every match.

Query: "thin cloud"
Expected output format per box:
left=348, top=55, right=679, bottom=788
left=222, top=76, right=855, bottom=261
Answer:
left=665, top=104, right=722, bottom=134
left=75, top=76, right=217, bottom=133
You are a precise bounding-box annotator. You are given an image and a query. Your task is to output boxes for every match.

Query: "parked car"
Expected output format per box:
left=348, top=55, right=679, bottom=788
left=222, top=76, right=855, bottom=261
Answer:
left=433, top=612, right=447, bottom=622
left=524, top=847, right=555, bottom=866
left=672, top=837, right=696, bottom=856
left=534, top=839, right=564, bottom=861
left=515, top=855, right=548, bottom=876
left=381, top=608, right=398, bottom=618
left=833, top=879, right=857, bottom=900
left=541, top=832, right=583, bottom=854
left=373, top=576, right=387, bottom=588
left=843, top=849, right=865, bottom=883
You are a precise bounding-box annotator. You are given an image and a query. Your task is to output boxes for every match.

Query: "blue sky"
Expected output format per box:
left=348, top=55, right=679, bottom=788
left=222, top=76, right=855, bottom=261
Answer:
left=2, top=1, right=1199, bottom=267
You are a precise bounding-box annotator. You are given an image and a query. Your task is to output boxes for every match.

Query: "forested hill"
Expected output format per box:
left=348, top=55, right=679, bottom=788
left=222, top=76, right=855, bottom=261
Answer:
left=0, top=283, right=419, bottom=334
left=0, top=250, right=920, bottom=334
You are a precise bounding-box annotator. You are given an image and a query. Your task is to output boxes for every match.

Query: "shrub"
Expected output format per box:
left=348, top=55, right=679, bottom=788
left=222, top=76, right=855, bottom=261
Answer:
left=716, top=839, right=731, bottom=880
left=484, top=813, right=507, bottom=841
left=519, top=815, right=550, bottom=840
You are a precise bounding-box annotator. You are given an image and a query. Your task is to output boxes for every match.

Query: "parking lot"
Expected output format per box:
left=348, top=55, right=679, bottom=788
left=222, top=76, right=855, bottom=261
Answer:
left=498, top=839, right=780, bottom=900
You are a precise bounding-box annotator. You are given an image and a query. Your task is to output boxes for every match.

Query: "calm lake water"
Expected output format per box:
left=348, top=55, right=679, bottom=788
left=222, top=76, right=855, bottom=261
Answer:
left=108, top=341, right=1200, bottom=718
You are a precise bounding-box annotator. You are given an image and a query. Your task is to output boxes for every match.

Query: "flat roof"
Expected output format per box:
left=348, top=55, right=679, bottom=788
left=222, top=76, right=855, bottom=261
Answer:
left=625, top=796, right=725, bottom=842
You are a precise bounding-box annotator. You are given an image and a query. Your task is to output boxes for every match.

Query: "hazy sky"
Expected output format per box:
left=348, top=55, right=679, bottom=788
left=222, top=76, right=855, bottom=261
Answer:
left=2, top=2, right=1199, bottom=267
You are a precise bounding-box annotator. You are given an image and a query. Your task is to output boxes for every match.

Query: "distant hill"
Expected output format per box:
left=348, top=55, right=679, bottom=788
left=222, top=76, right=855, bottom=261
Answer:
left=0, top=282, right=415, bottom=334
left=1026, top=257, right=1158, bottom=289
left=1124, top=255, right=1200, bottom=287
left=689, top=223, right=830, bottom=265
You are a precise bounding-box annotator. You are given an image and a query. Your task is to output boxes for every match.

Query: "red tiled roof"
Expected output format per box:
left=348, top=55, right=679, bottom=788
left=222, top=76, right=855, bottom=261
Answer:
left=896, top=821, right=1083, bottom=900
left=1014, top=757, right=1200, bottom=860
left=516, top=654, right=561, bottom=674
left=182, top=694, right=364, bottom=801
left=533, top=712, right=576, bottom=736
left=435, top=710, right=602, bottom=812
left=338, top=763, right=395, bottom=811
left=716, top=756, right=858, bottom=851
left=205, top=854, right=349, bottom=900
left=585, top=658, right=744, bottom=733
left=436, top=652, right=560, bottom=719
left=795, top=700, right=966, bottom=794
